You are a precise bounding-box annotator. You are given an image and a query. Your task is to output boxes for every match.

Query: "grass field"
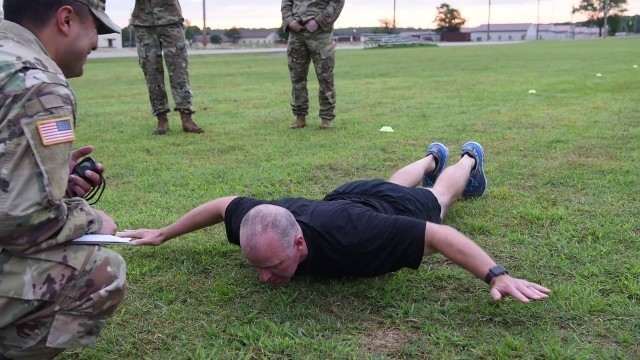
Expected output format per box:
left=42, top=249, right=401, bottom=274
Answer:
left=59, top=37, right=639, bottom=359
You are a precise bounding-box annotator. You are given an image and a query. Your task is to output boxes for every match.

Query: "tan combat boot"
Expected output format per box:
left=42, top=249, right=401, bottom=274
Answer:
left=153, top=113, right=169, bottom=135
left=180, top=112, right=204, bottom=133
left=290, top=115, right=306, bottom=129
left=320, top=118, right=333, bottom=129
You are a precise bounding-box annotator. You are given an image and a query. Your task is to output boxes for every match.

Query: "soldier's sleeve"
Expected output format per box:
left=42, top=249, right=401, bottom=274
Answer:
left=0, top=78, right=103, bottom=255
left=315, top=0, right=345, bottom=31
left=281, top=0, right=296, bottom=31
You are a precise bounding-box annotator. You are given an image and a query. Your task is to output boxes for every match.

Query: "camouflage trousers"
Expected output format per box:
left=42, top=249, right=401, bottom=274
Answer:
left=287, top=31, right=336, bottom=121
left=134, top=24, right=195, bottom=116
left=0, top=246, right=126, bottom=359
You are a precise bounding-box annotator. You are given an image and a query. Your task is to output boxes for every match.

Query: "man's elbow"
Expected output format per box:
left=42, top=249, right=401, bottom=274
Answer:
left=423, top=222, right=453, bottom=256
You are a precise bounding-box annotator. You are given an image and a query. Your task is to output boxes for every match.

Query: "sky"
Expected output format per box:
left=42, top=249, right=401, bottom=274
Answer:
left=1, top=0, right=639, bottom=30
left=103, top=0, right=640, bottom=30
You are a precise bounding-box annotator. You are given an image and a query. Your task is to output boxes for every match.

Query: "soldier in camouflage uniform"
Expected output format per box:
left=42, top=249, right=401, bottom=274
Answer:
left=282, top=0, right=345, bottom=130
left=0, top=0, right=126, bottom=358
left=131, top=0, right=203, bottom=135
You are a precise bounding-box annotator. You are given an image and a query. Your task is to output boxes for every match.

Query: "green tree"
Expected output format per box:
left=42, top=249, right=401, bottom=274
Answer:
left=121, top=25, right=135, bottom=47
left=616, top=15, right=639, bottom=33
left=633, top=15, right=640, bottom=33
left=184, top=25, right=202, bottom=42
left=277, top=28, right=288, bottom=41
left=572, top=0, right=628, bottom=36
left=434, top=3, right=466, bottom=33
left=606, top=14, right=623, bottom=34
left=209, top=34, right=222, bottom=44
left=224, top=27, right=242, bottom=44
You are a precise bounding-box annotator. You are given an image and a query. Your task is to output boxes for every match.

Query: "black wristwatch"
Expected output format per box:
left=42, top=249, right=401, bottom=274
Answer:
left=485, top=265, right=509, bottom=285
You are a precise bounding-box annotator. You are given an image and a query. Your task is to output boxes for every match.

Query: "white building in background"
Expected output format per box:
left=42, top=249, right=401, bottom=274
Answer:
left=552, top=25, right=601, bottom=39
left=525, top=24, right=554, bottom=40
left=236, top=29, right=279, bottom=45
left=524, top=24, right=602, bottom=40
left=470, top=23, right=531, bottom=42
left=98, top=33, right=122, bottom=49
left=469, top=23, right=601, bottom=42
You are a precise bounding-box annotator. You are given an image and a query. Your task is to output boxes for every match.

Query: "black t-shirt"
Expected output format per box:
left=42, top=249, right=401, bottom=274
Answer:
left=224, top=196, right=426, bottom=278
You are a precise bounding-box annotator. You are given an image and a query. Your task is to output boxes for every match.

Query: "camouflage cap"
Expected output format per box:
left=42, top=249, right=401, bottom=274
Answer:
left=73, top=0, right=120, bottom=34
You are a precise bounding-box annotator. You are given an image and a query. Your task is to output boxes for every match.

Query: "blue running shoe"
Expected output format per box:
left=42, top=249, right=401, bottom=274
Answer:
left=422, top=142, right=449, bottom=188
left=461, top=141, right=486, bottom=198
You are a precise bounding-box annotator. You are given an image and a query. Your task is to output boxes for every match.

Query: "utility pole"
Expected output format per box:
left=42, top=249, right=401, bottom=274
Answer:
left=202, top=0, right=208, bottom=47
left=128, top=11, right=133, bottom=47
left=570, top=5, right=575, bottom=40
left=602, top=0, right=608, bottom=38
left=487, top=0, right=491, bottom=41
left=536, top=0, right=540, bottom=40
left=393, top=0, right=396, bottom=30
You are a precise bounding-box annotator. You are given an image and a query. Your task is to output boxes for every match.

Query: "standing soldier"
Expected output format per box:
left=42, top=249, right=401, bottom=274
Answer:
left=282, top=0, right=345, bottom=130
left=0, top=0, right=126, bottom=357
left=131, top=0, right=204, bottom=135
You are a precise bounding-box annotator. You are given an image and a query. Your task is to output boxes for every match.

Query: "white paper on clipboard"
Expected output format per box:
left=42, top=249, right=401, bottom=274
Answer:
left=70, top=234, right=134, bottom=245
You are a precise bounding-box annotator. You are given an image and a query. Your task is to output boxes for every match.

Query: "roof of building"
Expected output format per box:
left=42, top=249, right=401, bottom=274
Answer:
left=538, top=24, right=601, bottom=34
left=472, top=23, right=533, bottom=32
left=536, top=24, right=555, bottom=31
left=239, top=29, right=278, bottom=38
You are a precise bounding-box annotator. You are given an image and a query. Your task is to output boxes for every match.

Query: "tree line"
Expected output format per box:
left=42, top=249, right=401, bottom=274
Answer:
left=121, top=25, right=244, bottom=47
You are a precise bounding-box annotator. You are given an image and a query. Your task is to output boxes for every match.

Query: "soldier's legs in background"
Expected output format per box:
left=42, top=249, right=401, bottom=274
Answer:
left=134, top=26, right=171, bottom=116
left=287, top=32, right=311, bottom=118
left=309, top=32, right=336, bottom=124
left=0, top=246, right=126, bottom=359
left=158, top=25, right=202, bottom=133
left=159, top=24, right=195, bottom=114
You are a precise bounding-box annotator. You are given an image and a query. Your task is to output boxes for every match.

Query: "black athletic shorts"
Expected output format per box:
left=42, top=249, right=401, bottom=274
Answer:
left=323, top=179, right=442, bottom=224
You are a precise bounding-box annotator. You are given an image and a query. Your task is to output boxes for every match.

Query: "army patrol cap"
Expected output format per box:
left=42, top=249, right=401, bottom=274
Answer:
left=73, top=0, right=120, bottom=34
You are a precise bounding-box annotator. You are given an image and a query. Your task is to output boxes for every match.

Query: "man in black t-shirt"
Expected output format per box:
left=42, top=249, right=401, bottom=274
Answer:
left=122, top=142, right=550, bottom=303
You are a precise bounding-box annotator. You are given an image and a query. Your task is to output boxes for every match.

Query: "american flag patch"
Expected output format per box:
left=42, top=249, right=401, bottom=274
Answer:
left=37, top=117, right=75, bottom=146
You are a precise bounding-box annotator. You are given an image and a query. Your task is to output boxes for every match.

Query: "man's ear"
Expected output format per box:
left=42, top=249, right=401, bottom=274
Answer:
left=293, top=235, right=305, bottom=249
left=55, top=6, right=76, bottom=35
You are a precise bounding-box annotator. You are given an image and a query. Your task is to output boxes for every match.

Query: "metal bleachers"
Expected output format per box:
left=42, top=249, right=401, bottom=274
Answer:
left=362, top=34, right=434, bottom=48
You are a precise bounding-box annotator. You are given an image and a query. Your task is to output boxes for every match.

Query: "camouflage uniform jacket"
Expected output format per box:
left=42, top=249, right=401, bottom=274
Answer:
left=131, top=0, right=184, bottom=27
left=281, top=0, right=345, bottom=32
left=0, top=21, right=102, bottom=265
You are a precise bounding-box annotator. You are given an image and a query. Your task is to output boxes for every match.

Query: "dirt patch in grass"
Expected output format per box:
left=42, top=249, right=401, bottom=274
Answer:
left=361, top=326, right=414, bottom=356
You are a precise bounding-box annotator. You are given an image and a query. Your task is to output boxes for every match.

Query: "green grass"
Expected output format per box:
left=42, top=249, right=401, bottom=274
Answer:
left=59, top=37, right=639, bottom=359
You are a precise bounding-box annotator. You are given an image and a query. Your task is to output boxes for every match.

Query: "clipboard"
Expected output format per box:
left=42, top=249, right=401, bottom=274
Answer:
left=70, top=234, right=134, bottom=245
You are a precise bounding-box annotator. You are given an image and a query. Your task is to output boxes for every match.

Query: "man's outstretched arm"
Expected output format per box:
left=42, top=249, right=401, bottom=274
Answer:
left=119, top=196, right=238, bottom=246
left=424, top=222, right=550, bottom=302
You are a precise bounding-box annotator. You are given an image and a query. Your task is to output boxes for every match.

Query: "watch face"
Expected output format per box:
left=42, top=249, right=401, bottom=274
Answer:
left=485, top=265, right=508, bottom=284
left=490, top=265, right=507, bottom=276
